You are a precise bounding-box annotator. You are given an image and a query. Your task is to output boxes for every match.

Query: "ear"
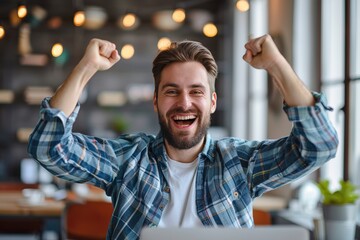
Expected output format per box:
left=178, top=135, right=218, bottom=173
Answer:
left=210, top=92, right=217, bottom=114
left=153, top=91, right=158, bottom=113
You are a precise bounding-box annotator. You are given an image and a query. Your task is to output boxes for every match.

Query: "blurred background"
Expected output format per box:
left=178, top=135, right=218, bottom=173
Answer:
left=0, top=0, right=359, bottom=238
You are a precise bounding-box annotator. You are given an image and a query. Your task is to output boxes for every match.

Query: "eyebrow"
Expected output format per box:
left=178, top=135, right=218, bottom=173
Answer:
left=160, top=83, right=206, bottom=90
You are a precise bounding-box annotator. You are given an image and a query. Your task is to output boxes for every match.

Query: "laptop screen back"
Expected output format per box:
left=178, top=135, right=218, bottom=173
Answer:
left=140, top=226, right=309, bottom=240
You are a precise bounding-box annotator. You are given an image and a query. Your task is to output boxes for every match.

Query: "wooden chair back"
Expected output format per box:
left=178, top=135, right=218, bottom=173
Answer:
left=63, top=200, right=113, bottom=240
left=253, top=209, right=272, bottom=225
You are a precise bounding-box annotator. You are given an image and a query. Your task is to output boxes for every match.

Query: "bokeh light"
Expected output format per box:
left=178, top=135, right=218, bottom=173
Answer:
left=203, top=23, right=218, bottom=38
left=51, top=43, right=64, bottom=57
left=121, top=44, right=135, bottom=59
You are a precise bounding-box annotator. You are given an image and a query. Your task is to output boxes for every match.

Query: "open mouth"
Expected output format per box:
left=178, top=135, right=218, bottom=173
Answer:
left=172, top=115, right=196, bottom=127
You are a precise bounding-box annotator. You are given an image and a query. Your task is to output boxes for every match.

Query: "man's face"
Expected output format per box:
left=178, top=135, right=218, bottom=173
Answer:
left=153, top=61, right=217, bottom=149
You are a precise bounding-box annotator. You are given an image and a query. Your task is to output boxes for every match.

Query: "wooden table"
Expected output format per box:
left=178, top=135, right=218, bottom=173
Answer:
left=0, top=190, right=65, bottom=236
left=0, top=191, right=65, bottom=217
left=0, top=186, right=110, bottom=236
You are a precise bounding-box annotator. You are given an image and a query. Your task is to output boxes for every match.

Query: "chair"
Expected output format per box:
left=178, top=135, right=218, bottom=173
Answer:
left=63, top=200, right=113, bottom=240
left=253, top=209, right=272, bottom=225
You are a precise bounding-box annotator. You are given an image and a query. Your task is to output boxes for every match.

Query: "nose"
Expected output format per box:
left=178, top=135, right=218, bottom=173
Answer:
left=177, top=92, right=192, bottom=110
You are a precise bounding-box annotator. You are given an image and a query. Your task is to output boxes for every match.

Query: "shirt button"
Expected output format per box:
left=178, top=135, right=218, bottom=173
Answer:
left=233, top=191, right=239, bottom=198
left=159, top=205, right=165, bottom=210
left=164, top=186, right=170, bottom=193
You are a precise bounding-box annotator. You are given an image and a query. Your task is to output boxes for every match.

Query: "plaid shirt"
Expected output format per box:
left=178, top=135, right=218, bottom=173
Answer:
left=28, top=92, right=338, bottom=240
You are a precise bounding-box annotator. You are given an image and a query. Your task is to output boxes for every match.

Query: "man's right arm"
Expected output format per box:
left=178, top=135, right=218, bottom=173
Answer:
left=50, top=39, right=120, bottom=116
left=27, top=39, right=121, bottom=189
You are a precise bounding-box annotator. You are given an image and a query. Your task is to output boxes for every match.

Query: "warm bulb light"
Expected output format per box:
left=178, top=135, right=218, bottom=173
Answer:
left=17, top=5, right=27, bottom=19
left=172, top=8, right=186, bottom=23
left=121, top=44, right=135, bottom=59
left=73, top=11, right=85, bottom=27
left=236, top=0, right=250, bottom=12
left=51, top=43, right=63, bottom=57
left=0, top=26, right=5, bottom=40
left=203, top=23, right=218, bottom=38
left=122, top=13, right=136, bottom=28
left=157, top=37, right=171, bottom=50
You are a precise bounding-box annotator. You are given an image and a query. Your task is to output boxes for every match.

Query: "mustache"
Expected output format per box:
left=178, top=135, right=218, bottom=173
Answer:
left=167, top=107, right=198, bottom=115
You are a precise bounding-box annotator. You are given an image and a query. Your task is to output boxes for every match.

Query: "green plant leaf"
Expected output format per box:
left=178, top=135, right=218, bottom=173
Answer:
left=317, top=179, right=359, bottom=205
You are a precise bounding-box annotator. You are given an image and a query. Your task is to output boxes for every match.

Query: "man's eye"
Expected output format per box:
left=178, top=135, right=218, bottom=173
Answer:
left=165, top=90, right=177, bottom=95
left=192, top=90, right=203, bottom=95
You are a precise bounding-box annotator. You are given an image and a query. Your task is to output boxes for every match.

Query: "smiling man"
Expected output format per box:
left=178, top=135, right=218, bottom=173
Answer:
left=28, top=35, right=338, bottom=240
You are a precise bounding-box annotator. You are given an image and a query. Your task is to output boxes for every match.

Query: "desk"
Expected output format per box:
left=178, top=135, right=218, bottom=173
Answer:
left=0, top=191, right=64, bottom=217
left=0, top=190, right=65, bottom=236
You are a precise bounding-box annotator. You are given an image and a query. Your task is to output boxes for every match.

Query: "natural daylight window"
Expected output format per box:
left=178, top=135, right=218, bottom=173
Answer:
left=320, top=0, right=345, bottom=189
left=321, top=0, right=360, bottom=215
left=349, top=0, right=360, bottom=193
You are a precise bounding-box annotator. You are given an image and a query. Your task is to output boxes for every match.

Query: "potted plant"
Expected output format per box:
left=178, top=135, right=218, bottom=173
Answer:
left=317, top=179, right=359, bottom=240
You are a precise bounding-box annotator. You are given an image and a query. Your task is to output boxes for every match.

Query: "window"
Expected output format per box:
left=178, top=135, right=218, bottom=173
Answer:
left=320, top=0, right=345, bottom=189
left=349, top=0, right=360, bottom=188
left=321, top=0, right=360, bottom=194
left=232, top=0, right=268, bottom=140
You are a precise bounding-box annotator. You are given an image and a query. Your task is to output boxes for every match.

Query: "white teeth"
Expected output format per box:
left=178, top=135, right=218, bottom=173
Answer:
left=173, top=115, right=196, bottom=120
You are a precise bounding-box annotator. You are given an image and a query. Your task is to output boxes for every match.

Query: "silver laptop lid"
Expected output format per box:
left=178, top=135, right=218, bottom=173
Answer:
left=140, top=226, right=309, bottom=240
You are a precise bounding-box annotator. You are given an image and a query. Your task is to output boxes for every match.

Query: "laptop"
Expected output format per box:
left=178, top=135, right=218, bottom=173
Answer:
left=140, top=226, right=309, bottom=240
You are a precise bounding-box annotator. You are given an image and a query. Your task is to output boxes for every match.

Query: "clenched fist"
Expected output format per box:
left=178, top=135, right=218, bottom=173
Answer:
left=80, top=38, right=121, bottom=72
left=243, top=34, right=284, bottom=72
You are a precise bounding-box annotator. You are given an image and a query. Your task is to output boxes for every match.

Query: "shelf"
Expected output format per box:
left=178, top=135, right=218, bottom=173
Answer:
left=0, top=2, right=230, bottom=182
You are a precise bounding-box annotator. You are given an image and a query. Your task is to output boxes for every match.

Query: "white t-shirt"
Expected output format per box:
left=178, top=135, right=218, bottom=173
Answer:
left=158, top=158, right=203, bottom=227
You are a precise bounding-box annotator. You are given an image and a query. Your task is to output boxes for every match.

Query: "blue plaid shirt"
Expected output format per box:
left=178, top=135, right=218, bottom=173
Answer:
left=28, top=92, right=338, bottom=240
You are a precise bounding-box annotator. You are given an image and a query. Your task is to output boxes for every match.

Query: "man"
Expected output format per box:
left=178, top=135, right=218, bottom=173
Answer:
left=28, top=34, right=338, bottom=239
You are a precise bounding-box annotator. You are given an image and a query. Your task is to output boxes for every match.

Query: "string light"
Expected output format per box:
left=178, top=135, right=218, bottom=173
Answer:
left=118, top=13, right=140, bottom=30
left=157, top=37, right=171, bottom=50
left=17, top=4, right=28, bottom=19
left=236, top=0, right=250, bottom=12
left=73, top=10, right=85, bottom=27
left=51, top=43, right=64, bottom=57
left=122, top=13, right=136, bottom=28
left=203, top=23, right=218, bottom=37
left=121, top=44, right=135, bottom=59
left=0, top=26, right=5, bottom=40
left=172, top=8, right=186, bottom=23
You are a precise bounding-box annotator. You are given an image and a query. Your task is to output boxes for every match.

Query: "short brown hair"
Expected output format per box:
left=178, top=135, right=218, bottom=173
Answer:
left=152, top=41, right=218, bottom=96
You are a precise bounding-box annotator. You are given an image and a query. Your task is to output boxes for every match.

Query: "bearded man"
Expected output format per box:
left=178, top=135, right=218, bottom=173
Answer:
left=28, top=34, right=338, bottom=240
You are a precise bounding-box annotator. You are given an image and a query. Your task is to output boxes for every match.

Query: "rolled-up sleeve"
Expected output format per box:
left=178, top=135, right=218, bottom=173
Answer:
left=28, top=97, right=78, bottom=168
left=284, top=92, right=339, bottom=161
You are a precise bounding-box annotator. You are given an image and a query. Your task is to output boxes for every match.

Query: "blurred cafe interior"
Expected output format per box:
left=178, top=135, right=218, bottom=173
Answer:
left=0, top=0, right=359, bottom=239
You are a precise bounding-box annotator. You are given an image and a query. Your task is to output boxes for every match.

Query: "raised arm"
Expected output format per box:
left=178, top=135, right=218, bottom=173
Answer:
left=243, top=34, right=314, bottom=107
left=50, top=39, right=120, bottom=116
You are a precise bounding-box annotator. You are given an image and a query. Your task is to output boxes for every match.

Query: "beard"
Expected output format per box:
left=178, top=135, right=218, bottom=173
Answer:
left=158, top=108, right=211, bottom=150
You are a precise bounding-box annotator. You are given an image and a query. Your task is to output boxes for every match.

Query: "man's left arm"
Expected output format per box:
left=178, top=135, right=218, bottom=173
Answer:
left=242, top=34, right=339, bottom=197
